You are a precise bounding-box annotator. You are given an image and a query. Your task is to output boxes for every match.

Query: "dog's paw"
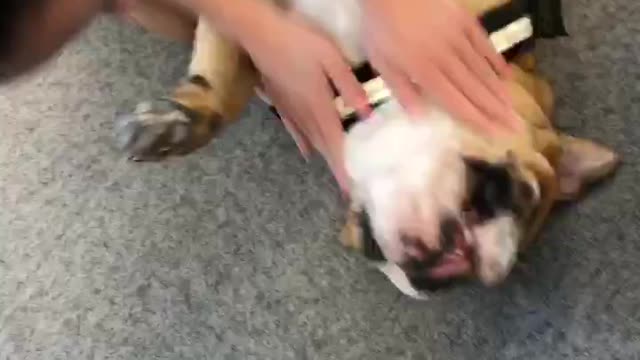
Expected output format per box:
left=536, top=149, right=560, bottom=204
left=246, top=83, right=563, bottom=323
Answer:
left=114, top=100, right=191, bottom=161
left=114, top=100, right=215, bottom=161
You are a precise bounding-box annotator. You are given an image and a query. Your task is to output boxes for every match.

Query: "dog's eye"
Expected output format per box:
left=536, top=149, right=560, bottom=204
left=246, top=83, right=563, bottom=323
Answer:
left=465, top=159, right=515, bottom=221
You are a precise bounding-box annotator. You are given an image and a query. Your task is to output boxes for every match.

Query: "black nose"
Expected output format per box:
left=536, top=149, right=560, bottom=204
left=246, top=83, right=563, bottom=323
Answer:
left=399, top=217, right=460, bottom=275
left=439, top=216, right=459, bottom=252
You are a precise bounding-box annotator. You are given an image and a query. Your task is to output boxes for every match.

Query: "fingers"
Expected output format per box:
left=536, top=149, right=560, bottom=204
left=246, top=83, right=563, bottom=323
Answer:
left=322, top=47, right=371, bottom=120
left=453, top=31, right=523, bottom=132
left=377, top=49, right=501, bottom=134
left=329, top=156, right=351, bottom=196
left=371, top=26, right=517, bottom=134
left=420, top=59, right=503, bottom=135
left=369, top=49, right=423, bottom=116
left=464, top=18, right=510, bottom=79
left=264, top=76, right=351, bottom=194
left=455, top=36, right=510, bottom=106
left=313, top=81, right=349, bottom=169
left=289, top=11, right=371, bottom=120
left=264, top=78, right=318, bottom=154
left=443, top=50, right=514, bottom=133
left=281, top=116, right=311, bottom=160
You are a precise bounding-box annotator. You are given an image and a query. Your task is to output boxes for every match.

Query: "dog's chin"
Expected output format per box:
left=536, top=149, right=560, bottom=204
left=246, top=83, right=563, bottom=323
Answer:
left=371, top=212, right=520, bottom=300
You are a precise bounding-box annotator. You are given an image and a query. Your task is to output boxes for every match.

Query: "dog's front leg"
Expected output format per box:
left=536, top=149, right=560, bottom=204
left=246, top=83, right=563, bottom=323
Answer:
left=116, top=17, right=258, bottom=160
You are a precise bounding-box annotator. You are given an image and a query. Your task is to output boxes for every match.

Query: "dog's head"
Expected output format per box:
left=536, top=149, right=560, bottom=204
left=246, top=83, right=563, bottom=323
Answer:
left=341, top=99, right=619, bottom=298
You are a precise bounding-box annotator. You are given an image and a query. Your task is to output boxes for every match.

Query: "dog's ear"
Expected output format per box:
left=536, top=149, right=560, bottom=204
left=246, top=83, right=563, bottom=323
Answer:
left=556, top=135, right=620, bottom=200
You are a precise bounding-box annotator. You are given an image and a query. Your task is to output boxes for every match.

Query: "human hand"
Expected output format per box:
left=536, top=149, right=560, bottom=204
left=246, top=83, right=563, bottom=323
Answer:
left=361, top=0, right=521, bottom=135
left=240, top=11, right=370, bottom=193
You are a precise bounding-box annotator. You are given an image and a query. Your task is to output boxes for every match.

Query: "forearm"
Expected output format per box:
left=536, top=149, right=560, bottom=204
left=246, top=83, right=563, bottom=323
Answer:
left=175, top=0, right=282, bottom=49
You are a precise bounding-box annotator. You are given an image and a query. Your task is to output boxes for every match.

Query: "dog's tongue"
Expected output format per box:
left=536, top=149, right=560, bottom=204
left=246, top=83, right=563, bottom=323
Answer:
left=427, top=225, right=473, bottom=279
left=427, top=254, right=471, bottom=278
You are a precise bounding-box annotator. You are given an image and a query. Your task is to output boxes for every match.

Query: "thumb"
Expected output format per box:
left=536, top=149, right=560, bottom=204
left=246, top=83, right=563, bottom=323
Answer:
left=323, top=55, right=371, bottom=119
left=281, top=116, right=311, bottom=160
left=326, top=152, right=351, bottom=197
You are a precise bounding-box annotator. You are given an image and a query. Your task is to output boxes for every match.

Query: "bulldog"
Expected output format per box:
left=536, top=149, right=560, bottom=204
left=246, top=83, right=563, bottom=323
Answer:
left=115, top=0, right=621, bottom=299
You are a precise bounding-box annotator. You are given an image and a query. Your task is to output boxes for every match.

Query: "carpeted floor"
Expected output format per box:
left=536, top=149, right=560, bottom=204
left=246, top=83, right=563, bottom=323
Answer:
left=1, top=1, right=640, bottom=359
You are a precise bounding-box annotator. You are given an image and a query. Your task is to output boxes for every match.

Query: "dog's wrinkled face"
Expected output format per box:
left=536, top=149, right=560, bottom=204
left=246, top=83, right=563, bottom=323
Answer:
left=344, top=100, right=542, bottom=293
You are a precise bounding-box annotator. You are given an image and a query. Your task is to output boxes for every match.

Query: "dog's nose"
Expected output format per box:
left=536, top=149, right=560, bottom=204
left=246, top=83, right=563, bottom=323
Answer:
left=400, top=216, right=459, bottom=260
left=400, top=218, right=459, bottom=272
left=439, top=216, right=459, bottom=253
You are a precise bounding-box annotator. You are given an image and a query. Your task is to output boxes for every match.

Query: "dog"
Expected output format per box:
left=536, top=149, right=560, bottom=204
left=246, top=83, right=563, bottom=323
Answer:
left=115, top=0, right=620, bottom=299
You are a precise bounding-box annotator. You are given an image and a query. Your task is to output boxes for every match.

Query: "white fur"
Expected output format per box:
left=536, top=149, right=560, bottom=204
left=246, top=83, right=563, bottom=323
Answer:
left=345, top=100, right=467, bottom=264
left=472, top=215, right=520, bottom=286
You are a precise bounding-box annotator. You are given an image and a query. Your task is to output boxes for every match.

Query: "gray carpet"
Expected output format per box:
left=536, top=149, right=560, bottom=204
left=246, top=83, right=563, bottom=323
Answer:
left=1, top=1, right=639, bottom=359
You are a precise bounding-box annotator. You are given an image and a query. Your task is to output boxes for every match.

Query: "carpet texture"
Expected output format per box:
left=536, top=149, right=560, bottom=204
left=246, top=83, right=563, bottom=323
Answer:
left=1, top=0, right=639, bottom=359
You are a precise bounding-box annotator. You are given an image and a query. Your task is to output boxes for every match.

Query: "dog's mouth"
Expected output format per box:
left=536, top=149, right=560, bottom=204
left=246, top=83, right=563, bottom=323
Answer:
left=432, top=223, right=473, bottom=279
left=401, top=213, right=479, bottom=283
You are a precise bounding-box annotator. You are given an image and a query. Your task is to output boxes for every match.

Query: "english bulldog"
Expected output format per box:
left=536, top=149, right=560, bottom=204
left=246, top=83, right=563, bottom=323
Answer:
left=115, top=0, right=620, bottom=299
